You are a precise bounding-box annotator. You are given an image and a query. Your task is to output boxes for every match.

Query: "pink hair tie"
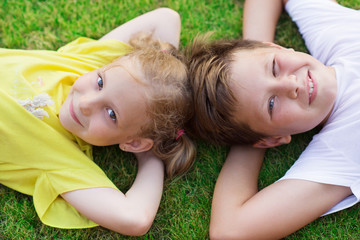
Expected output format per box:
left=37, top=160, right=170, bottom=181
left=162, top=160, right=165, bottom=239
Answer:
left=176, top=129, right=185, bottom=140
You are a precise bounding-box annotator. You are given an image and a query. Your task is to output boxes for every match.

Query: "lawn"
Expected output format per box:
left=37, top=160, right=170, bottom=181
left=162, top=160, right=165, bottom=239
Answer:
left=1, top=0, right=360, bottom=239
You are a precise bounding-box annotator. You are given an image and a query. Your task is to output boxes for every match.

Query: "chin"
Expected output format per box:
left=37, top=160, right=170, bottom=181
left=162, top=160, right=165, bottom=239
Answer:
left=83, top=140, right=106, bottom=146
left=75, top=135, right=105, bottom=146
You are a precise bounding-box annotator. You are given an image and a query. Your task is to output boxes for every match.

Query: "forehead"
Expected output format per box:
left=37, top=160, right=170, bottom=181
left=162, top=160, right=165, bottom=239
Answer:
left=230, top=48, right=274, bottom=84
left=228, top=48, right=274, bottom=131
left=231, top=47, right=274, bottom=66
left=229, top=47, right=274, bottom=96
left=103, top=56, right=144, bottom=82
left=104, top=63, right=148, bottom=127
left=106, top=64, right=147, bottom=96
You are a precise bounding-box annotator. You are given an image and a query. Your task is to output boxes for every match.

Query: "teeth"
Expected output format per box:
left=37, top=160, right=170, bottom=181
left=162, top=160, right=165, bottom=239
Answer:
left=308, top=73, right=314, bottom=102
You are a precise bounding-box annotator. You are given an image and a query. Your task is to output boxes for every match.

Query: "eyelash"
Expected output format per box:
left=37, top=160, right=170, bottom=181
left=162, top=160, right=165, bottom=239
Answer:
left=269, top=57, right=278, bottom=117
left=97, top=74, right=103, bottom=90
left=97, top=73, right=117, bottom=122
left=268, top=96, right=275, bottom=117
left=107, top=108, right=117, bottom=122
left=272, top=58, right=277, bottom=77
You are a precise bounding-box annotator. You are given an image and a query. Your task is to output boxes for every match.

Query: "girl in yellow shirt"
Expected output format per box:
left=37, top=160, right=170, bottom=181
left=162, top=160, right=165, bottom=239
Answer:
left=0, top=8, right=195, bottom=236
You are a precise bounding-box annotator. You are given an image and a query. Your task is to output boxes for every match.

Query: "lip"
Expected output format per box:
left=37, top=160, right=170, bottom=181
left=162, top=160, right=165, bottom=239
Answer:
left=307, top=71, right=317, bottom=105
left=70, top=99, right=83, bottom=126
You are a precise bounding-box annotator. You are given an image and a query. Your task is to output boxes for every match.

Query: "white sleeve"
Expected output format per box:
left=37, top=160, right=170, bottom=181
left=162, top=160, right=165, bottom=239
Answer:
left=285, top=0, right=360, bottom=65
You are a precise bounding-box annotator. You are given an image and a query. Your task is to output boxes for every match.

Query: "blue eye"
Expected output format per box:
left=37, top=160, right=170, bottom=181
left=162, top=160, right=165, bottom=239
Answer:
left=97, top=76, right=103, bottom=90
left=107, top=108, right=116, bottom=121
left=269, top=97, right=275, bottom=116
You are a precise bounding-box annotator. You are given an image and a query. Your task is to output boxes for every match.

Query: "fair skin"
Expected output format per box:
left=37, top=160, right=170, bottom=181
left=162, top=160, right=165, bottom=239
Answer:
left=230, top=44, right=337, bottom=146
left=59, top=57, right=153, bottom=151
left=59, top=8, right=181, bottom=236
left=243, top=0, right=283, bottom=42
left=210, top=0, right=351, bottom=239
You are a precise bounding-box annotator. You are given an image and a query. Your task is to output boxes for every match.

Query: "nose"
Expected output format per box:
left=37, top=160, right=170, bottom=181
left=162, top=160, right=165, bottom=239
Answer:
left=277, top=74, right=298, bottom=99
left=79, top=94, right=98, bottom=116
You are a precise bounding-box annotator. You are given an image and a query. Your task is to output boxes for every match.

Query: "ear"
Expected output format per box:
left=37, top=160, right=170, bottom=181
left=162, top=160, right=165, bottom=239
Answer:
left=119, top=138, right=154, bottom=153
left=252, top=135, right=291, bottom=148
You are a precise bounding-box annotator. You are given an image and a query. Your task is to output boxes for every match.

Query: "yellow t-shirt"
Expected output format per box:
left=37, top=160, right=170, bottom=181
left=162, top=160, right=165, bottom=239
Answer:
left=0, top=37, right=132, bottom=228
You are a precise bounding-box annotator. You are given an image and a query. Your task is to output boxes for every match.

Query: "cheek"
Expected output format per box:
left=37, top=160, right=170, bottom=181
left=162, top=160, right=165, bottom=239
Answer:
left=59, top=101, right=71, bottom=128
left=88, top=121, right=107, bottom=137
left=72, top=78, right=84, bottom=90
left=283, top=108, right=317, bottom=133
left=276, top=102, right=301, bottom=124
left=87, top=120, right=119, bottom=143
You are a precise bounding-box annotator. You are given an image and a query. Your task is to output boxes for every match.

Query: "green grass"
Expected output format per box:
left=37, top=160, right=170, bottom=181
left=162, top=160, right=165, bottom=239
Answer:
left=1, top=0, right=360, bottom=239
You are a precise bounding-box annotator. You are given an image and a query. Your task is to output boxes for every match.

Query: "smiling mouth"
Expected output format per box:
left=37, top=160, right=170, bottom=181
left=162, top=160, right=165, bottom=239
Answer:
left=308, top=71, right=315, bottom=104
left=70, top=99, right=83, bottom=126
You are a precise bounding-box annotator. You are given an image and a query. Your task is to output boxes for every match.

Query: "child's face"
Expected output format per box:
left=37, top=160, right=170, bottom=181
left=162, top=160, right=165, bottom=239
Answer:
left=229, top=46, right=337, bottom=138
left=59, top=59, right=148, bottom=146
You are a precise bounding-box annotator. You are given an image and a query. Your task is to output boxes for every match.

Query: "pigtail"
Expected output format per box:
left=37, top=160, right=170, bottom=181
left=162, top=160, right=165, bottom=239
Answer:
left=152, top=131, right=196, bottom=179
left=124, top=32, right=197, bottom=179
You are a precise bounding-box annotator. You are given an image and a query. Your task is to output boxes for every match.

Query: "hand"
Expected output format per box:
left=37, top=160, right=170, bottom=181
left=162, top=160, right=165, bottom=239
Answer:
left=134, top=151, right=164, bottom=177
left=134, top=150, right=160, bottom=165
left=99, top=8, right=181, bottom=48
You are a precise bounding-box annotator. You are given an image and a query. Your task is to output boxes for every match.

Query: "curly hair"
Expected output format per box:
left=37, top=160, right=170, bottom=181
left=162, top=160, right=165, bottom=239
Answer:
left=116, top=32, right=196, bottom=178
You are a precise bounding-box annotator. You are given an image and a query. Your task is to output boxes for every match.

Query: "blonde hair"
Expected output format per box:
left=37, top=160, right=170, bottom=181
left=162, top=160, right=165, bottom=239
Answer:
left=121, top=33, right=196, bottom=178
left=186, top=35, right=271, bottom=146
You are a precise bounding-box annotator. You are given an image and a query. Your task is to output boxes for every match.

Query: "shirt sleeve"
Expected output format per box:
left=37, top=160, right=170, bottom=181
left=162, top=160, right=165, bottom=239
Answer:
left=57, top=37, right=133, bottom=66
left=0, top=91, right=118, bottom=229
left=285, top=0, right=360, bottom=65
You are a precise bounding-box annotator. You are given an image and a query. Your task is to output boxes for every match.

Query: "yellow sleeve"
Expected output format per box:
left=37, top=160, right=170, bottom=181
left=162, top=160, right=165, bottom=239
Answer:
left=57, top=37, right=133, bottom=65
left=0, top=91, right=118, bottom=229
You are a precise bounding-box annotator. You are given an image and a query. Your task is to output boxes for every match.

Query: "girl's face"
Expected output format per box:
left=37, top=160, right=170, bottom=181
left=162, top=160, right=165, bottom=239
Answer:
left=59, top=59, right=149, bottom=146
left=229, top=46, right=337, bottom=139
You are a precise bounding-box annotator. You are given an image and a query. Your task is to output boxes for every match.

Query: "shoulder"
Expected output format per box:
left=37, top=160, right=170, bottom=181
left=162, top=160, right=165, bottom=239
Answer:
left=58, top=37, right=132, bottom=55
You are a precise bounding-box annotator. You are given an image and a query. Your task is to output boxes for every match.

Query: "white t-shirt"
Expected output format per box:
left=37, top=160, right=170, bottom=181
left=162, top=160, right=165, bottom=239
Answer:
left=280, top=0, right=360, bottom=215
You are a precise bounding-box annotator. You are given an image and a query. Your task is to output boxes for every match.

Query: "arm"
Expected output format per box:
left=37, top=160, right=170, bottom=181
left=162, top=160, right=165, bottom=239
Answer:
left=210, top=145, right=352, bottom=240
left=61, top=151, right=164, bottom=236
left=242, top=0, right=284, bottom=42
left=99, top=8, right=181, bottom=48
left=243, top=0, right=338, bottom=42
